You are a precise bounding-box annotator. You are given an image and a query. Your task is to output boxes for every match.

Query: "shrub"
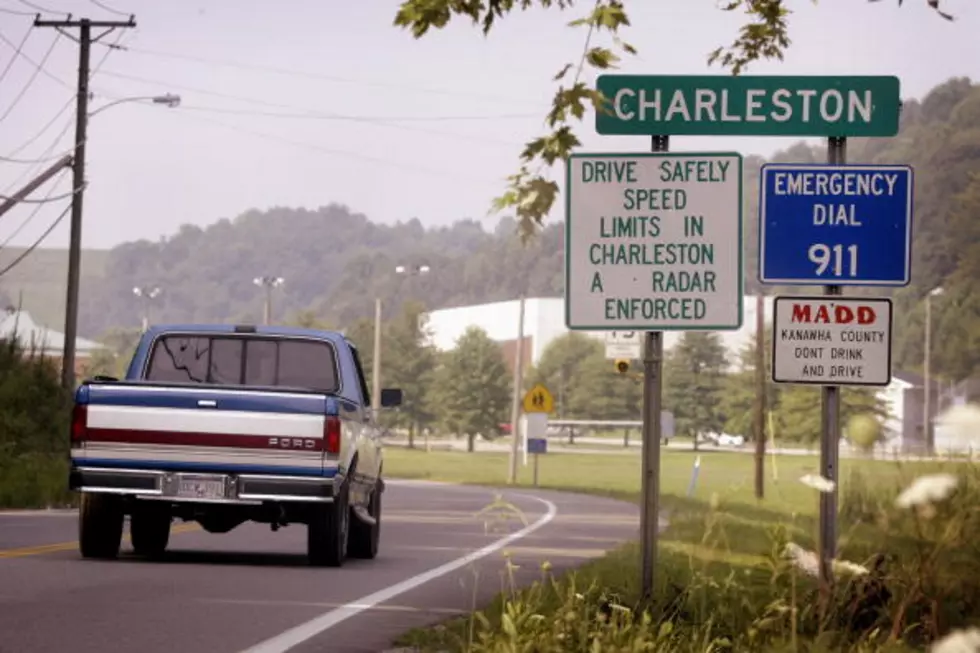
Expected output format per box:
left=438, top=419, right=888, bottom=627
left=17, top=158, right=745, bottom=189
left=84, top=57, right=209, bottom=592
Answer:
left=0, top=337, right=73, bottom=508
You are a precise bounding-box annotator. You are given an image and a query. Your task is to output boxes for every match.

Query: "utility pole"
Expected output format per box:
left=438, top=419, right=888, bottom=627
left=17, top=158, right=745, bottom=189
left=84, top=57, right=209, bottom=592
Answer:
left=754, top=292, right=767, bottom=499
left=253, top=276, right=284, bottom=324
left=132, top=286, right=162, bottom=332
left=372, top=297, right=382, bottom=414
left=507, top=294, right=527, bottom=485
left=923, top=286, right=944, bottom=456
left=34, top=15, right=136, bottom=390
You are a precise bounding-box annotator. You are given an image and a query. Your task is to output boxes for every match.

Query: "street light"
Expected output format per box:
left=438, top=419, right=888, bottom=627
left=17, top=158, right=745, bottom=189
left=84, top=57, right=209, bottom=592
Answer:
left=88, top=93, right=182, bottom=118
left=60, top=92, right=181, bottom=390
left=254, top=276, right=285, bottom=325
left=133, top=285, right=162, bottom=332
left=924, top=286, right=945, bottom=455
left=373, top=263, right=431, bottom=436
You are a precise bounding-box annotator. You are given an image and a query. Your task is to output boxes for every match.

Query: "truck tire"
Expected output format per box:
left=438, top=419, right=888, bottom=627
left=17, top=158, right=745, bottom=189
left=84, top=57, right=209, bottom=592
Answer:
left=348, top=479, right=382, bottom=560
left=78, top=493, right=124, bottom=560
left=307, top=480, right=349, bottom=567
left=130, top=503, right=172, bottom=557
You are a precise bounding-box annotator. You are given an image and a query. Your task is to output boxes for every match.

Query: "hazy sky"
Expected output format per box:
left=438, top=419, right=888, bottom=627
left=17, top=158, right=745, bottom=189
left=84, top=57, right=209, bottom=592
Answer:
left=0, top=0, right=977, bottom=250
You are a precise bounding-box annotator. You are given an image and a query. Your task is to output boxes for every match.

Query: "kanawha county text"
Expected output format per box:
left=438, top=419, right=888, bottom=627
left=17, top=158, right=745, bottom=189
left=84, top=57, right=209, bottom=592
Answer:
left=565, top=153, right=743, bottom=331
left=772, top=297, right=893, bottom=386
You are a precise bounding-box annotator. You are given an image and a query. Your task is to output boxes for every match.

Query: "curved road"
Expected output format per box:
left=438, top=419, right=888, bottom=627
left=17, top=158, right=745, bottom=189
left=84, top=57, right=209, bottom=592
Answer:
left=0, top=481, right=641, bottom=653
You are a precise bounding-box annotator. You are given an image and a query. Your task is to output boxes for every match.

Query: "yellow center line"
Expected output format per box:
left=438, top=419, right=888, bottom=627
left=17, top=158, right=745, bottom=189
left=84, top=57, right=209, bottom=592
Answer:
left=0, top=523, right=200, bottom=560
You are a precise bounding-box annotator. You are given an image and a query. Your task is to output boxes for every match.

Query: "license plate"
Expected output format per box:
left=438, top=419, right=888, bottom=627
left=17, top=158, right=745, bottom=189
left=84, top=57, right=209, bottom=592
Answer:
left=176, top=476, right=225, bottom=500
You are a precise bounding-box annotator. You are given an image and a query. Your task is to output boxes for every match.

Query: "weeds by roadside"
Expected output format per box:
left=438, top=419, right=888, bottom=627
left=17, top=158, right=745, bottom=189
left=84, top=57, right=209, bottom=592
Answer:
left=397, top=462, right=980, bottom=653
left=0, top=336, right=74, bottom=509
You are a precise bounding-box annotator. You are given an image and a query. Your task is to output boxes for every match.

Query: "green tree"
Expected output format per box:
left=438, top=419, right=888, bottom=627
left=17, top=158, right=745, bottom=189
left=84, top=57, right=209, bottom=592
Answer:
left=524, top=332, right=604, bottom=417
left=721, top=324, right=780, bottom=441
left=377, top=301, right=439, bottom=445
left=565, top=350, right=642, bottom=421
left=392, top=0, right=955, bottom=233
left=431, top=326, right=511, bottom=452
left=774, top=386, right=888, bottom=445
left=285, top=309, right=333, bottom=330
left=663, top=333, right=729, bottom=449
left=342, top=317, right=377, bottom=386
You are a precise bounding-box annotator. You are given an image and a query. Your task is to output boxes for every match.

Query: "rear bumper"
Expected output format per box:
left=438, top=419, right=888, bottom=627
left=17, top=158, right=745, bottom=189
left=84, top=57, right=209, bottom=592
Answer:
left=69, top=466, right=338, bottom=504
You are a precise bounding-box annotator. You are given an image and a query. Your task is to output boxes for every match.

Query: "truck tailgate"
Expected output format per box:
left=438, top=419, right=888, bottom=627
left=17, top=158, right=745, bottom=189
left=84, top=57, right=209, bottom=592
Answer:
left=71, top=383, right=337, bottom=477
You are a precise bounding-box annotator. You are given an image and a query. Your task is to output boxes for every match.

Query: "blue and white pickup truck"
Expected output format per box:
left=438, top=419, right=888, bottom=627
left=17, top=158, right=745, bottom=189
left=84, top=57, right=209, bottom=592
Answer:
left=68, top=324, right=400, bottom=567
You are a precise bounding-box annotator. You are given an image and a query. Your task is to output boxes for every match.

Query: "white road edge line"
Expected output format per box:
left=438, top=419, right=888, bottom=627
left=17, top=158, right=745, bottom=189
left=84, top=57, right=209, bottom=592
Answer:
left=238, top=492, right=558, bottom=653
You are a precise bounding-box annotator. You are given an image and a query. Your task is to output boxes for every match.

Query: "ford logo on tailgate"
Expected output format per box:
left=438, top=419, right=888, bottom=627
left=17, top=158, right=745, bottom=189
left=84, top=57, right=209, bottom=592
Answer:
left=268, top=437, right=316, bottom=449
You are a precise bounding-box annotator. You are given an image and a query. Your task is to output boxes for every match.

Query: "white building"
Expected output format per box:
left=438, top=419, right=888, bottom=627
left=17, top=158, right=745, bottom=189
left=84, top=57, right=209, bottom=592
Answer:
left=422, top=295, right=775, bottom=372
left=0, top=308, right=105, bottom=375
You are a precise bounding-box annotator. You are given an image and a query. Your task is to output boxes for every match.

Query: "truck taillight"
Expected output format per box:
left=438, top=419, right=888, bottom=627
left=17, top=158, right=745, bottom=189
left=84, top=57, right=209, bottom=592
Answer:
left=324, top=416, right=341, bottom=455
left=71, top=404, right=88, bottom=443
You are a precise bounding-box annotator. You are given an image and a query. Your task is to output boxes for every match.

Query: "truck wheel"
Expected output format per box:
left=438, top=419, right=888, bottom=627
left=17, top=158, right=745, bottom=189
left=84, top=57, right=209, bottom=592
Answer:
left=130, top=503, right=172, bottom=557
left=348, top=480, right=382, bottom=560
left=78, top=493, right=124, bottom=560
left=307, top=480, right=349, bottom=567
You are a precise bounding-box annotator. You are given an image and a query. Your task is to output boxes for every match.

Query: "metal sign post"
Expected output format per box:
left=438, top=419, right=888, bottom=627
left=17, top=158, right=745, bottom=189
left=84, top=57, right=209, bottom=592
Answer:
left=527, top=436, right=547, bottom=486
left=759, top=145, right=913, bottom=589
left=564, top=142, right=744, bottom=598
left=582, top=71, right=904, bottom=601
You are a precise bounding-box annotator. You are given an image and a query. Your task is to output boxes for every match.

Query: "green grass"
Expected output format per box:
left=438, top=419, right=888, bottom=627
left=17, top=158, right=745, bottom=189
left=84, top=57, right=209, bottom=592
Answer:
left=384, top=449, right=972, bottom=652
left=0, top=247, right=108, bottom=329
left=384, top=448, right=916, bottom=517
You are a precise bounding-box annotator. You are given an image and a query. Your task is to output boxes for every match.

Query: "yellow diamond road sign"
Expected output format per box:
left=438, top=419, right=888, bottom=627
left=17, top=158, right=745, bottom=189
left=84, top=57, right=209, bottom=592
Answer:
left=522, top=384, right=554, bottom=414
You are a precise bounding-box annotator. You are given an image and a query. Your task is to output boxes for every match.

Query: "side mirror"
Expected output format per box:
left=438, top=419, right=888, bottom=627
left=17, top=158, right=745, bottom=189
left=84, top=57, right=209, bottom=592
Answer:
left=91, top=374, right=119, bottom=383
left=380, top=388, right=403, bottom=408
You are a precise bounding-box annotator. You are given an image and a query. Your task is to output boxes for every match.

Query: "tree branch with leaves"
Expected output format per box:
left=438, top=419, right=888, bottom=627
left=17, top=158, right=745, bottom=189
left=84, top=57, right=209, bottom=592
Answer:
left=393, top=0, right=955, bottom=237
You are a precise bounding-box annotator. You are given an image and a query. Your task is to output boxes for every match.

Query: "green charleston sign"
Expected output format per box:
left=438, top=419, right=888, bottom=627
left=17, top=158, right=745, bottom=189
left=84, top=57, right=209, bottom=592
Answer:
left=595, top=75, right=901, bottom=138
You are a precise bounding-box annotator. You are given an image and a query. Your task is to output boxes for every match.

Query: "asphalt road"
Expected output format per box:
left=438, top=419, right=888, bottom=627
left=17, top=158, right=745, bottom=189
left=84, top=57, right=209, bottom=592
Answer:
left=0, top=480, right=643, bottom=653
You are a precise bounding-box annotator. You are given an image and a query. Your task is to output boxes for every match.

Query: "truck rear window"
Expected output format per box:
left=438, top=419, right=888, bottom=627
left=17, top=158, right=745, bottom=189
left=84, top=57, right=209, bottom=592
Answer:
left=144, top=335, right=340, bottom=393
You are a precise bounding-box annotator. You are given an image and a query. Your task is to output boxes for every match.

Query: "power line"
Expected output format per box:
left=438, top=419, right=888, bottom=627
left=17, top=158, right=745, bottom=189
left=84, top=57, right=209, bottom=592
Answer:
left=109, top=44, right=533, bottom=106
left=1, top=26, right=128, bottom=192
left=0, top=24, right=32, bottom=86
left=97, top=69, right=528, bottom=148
left=175, top=104, right=539, bottom=123
left=0, top=201, right=71, bottom=278
left=0, top=5, right=36, bottom=16
left=1, top=108, right=73, bottom=196
left=89, top=0, right=132, bottom=18
left=0, top=28, right=72, bottom=89
left=0, top=31, right=63, bottom=122
left=18, top=0, right=64, bottom=14
left=0, top=185, right=81, bottom=203
left=0, top=98, right=73, bottom=163
left=0, top=172, right=66, bottom=250
left=169, top=109, right=488, bottom=184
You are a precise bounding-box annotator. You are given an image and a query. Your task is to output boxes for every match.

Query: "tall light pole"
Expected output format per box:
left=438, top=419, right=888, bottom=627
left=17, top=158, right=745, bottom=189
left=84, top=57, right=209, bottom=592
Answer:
left=56, top=91, right=180, bottom=390
left=254, top=276, right=284, bottom=325
left=507, top=294, right=527, bottom=485
left=132, top=285, right=162, bottom=332
left=373, top=264, right=430, bottom=418
left=924, top=286, right=945, bottom=455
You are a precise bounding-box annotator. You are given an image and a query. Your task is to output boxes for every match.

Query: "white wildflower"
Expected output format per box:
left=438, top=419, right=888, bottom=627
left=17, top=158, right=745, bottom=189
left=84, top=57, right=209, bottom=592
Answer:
left=931, top=627, right=980, bottom=653
left=784, top=543, right=868, bottom=578
left=799, top=473, right=836, bottom=493
left=895, top=473, right=959, bottom=509
left=832, top=560, right=870, bottom=577
left=783, top=542, right=819, bottom=577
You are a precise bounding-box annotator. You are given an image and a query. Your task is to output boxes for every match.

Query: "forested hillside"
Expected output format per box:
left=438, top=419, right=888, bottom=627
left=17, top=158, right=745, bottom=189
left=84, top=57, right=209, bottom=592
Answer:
left=14, top=76, right=977, bottom=383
